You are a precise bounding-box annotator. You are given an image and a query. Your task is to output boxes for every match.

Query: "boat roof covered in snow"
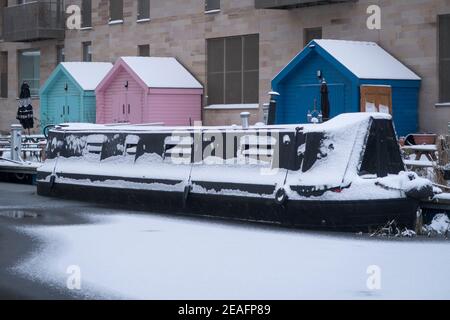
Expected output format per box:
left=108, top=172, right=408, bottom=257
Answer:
left=47, top=113, right=404, bottom=188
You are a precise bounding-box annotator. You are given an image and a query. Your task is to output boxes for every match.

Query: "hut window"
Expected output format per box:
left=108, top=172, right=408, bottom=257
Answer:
left=205, top=0, right=220, bottom=12
left=439, top=14, right=450, bottom=102
left=109, top=0, right=123, bottom=22
left=207, top=34, right=259, bottom=106
left=18, top=49, right=40, bottom=97
left=82, top=42, right=92, bottom=62
left=138, top=0, right=150, bottom=20
left=81, top=0, right=92, bottom=28
left=304, top=27, right=322, bottom=46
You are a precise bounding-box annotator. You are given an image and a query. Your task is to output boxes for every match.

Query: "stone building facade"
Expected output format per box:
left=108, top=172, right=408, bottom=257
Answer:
left=0, top=0, right=449, bottom=134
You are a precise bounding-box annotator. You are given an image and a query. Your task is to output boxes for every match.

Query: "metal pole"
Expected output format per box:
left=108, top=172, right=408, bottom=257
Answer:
left=10, top=124, right=22, bottom=162
left=240, top=112, right=250, bottom=129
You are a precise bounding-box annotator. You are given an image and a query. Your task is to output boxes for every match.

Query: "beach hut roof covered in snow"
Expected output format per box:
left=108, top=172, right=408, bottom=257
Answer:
left=40, top=62, right=113, bottom=129
left=272, top=39, right=421, bottom=136
left=95, top=57, right=203, bottom=126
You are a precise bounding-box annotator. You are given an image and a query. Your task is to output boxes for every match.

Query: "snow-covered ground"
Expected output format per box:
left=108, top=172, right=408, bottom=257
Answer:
left=12, top=212, right=450, bottom=300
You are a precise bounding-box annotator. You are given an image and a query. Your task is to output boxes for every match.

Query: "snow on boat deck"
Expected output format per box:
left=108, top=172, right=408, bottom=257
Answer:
left=13, top=211, right=450, bottom=300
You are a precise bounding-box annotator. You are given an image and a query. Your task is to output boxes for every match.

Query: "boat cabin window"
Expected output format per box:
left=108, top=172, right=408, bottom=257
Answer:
left=85, top=135, right=106, bottom=156
left=239, top=135, right=275, bottom=165
left=124, top=135, right=140, bottom=156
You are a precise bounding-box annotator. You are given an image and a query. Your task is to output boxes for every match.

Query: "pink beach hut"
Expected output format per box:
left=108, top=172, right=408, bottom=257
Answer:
left=95, top=57, right=203, bottom=125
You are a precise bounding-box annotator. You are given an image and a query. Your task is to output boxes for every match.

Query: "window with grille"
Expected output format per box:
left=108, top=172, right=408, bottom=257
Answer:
left=138, top=44, right=150, bottom=57
left=207, top=34, right=259, bottom=106
left=439, top=15, right=450, bottom=102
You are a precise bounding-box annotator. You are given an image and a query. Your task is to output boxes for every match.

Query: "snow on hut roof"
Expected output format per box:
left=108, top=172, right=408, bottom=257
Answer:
left=313, top=39, right=421, bottom=80
left=120, top=57, right=203, bottom=89
left=61, top=62, right=113, bottom=90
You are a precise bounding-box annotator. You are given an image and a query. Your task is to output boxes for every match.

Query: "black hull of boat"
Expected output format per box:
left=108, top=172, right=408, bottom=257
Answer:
left=37, top=181, right=418, bottom=232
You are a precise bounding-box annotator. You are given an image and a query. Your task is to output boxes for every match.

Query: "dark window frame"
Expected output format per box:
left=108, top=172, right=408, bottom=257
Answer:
left=438, top=14, right=450, bottom=103
left=138, top=44, right=150, bottom=57
left=18, top=49, right=41, bottom=97
left=82, top=41, right=92, bottom=62
left=205, top=0, right=220, bottom=12
left=304, top=27, right=322, bottom=47
left=0, top=51, right=8, bottom=99
left=206, top=34, right=259, bottom=106
left=81, top=0, right=92, bottom=28
left=109, top=0, right=124, bottom=22
left=137, top=0, right=150, bottom=20
left=56, top=45, right=65, bottom=65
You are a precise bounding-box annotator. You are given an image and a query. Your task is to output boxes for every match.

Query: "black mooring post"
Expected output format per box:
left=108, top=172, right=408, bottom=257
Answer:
left=267, top=91, right=279, bottom=125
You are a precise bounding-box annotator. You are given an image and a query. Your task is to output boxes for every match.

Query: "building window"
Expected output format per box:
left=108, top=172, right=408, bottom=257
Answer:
left=18, top=49, right=40, bottom=97
left=0, top=52, right=7, bottom=98
left=205, top=0, right=220, bottom=12
left=138, top=44, right=150, bottom=57
left=56, top=45, right=65, bottom=65
left=110, top=0, right=123, bottom=22
left=439, top=15, right=450, bottom=102
left=138, top=0, right=150, bottom=20
left=81, top=0, right=92, bottom=28
left=82, top=42, right=92, bottom=62
left=304, top=27, right=322, bottom=46
left=207, top=34, right=259, bottom=105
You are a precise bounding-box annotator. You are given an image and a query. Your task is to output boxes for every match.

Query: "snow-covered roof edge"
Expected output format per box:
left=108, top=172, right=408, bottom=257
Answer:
left=60, top=62, right=114, bottom=91
left=120, top=56, right=203, bottom=89
left=273, top=39, right=421, bottom=83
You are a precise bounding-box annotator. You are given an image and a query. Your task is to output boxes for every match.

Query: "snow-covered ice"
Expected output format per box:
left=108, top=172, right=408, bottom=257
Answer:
left=13, top=212, right=450, bottom=300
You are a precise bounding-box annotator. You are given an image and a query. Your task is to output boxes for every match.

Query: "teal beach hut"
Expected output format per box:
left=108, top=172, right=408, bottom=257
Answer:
left=40, top=62, right=113, bottom=130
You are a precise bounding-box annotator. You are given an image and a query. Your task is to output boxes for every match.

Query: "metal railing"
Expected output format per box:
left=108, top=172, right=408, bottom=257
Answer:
left=3, top=1, right=65, bottom=42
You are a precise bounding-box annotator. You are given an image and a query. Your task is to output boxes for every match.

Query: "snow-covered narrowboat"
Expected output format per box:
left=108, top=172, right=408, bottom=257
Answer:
left=37, top=113, right=433, bottom=231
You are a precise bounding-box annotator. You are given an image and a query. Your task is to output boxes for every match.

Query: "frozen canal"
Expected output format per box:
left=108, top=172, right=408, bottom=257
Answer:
left=0, top=182, right=449, bottom=300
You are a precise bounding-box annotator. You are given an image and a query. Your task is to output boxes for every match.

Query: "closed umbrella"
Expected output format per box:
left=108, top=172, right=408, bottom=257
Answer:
left=320, top=79, right=330, bottom=121
left=16, top=81, right=34, bottom=133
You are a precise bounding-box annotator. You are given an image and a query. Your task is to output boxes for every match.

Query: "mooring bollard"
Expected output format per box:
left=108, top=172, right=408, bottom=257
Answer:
left=10, top=124, right=22, bottom=162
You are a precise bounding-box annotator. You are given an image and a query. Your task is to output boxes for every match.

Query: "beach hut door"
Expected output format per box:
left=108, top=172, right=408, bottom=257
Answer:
left=360, top=85, right=392, bottom=114
left=113, top=94, right=127, bottom=123
left=126, top=94, right=141, bottom=124
left=56, top=96, right=68, bottom=123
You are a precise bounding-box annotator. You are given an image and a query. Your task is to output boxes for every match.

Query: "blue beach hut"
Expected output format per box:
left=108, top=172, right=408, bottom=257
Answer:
left=40, top=62, right=113, bottom=130
left=272, top=40, right=421, bottom=136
